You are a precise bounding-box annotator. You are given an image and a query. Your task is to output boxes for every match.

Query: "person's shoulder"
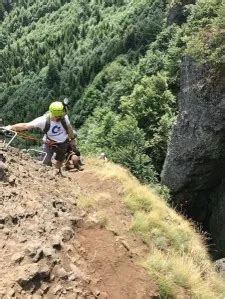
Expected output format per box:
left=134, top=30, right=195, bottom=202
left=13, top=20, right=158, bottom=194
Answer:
left=37, top=115, right=47, bottom=121
left=34, top=115, right=47, bottom=122
left=29, top=115, right=47, bottom=128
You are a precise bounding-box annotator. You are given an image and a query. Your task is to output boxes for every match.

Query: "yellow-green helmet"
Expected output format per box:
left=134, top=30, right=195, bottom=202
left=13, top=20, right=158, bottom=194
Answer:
left=49, top=101, right=65, bottom=117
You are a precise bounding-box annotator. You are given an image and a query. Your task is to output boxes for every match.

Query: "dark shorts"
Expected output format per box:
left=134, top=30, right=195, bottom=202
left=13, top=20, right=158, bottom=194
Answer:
left=43, top=140, right=69, bottom=166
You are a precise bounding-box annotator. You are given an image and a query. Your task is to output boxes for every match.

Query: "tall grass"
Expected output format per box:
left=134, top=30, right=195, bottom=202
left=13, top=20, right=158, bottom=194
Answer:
left=89, top=159, right=225, bottom=298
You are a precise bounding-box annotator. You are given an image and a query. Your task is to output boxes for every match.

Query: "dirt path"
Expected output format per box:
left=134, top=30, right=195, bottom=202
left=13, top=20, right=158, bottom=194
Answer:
left=0, top=148, right=158, bottom=298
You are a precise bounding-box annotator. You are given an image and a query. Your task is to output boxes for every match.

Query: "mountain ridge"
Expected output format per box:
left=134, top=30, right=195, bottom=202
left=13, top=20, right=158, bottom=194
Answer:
left=0, top=146, right=224, bottom=298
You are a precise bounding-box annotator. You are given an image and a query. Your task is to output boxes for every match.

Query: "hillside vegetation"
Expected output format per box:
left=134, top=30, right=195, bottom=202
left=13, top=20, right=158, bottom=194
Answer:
left=0, top=0, right=224, bottom=183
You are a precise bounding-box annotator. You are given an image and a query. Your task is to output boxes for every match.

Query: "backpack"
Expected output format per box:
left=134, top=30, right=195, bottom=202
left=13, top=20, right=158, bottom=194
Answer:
left=43, top=115, right=69, bottom=136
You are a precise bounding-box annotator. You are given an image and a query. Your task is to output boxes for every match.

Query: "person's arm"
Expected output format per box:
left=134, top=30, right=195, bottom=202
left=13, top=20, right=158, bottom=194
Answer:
left=8, top=123, right=34, bottom=132
left=65, top=115, right=76, bottom=140
left=67, top=125, right=76, bottom=140
left=7, top=116, right=46, bottom=132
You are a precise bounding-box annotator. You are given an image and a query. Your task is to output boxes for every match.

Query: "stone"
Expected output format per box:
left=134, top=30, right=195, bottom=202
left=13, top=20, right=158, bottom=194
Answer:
left=93, top=289, right=101, bottom=296
left=38, top=265, right=51, bottom=279
left=61, top=227, right=74, bottom=242
left=69, top=264, right=86, bottom=281
left=52, top=236, right=62, bottom=250
left=32, top=248, right=43, bottom=262
left=8, top=175, right=17, bottom=186
left=16, top=264, right=39, bottom=287
left=215, top=258, right=225, bottom=275
left=25, top=244, right=43, bottom=261
left=53, top=284, right=62, bottom=295
left=3, top=228, right=10, bottom=235
left=69, top=216, right=83, bottom=227
left=42, top=246, right=56, bottom=258
left=55, top=267, right=69, bottom=280
left=11, top=252, right=24, bottom=264
left=99, top=292, right=108, bottom=299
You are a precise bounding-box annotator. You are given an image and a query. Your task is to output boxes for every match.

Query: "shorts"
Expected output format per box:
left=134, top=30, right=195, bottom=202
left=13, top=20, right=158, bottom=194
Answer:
left=43, top=140, right=69, bottom=166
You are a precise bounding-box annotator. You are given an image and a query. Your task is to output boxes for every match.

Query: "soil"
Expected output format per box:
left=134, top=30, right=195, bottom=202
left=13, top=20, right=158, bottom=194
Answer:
left=0, top=147, right=158, bottom=298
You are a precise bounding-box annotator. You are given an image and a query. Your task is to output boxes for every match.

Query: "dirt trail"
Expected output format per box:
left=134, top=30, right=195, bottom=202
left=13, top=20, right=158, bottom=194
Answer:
left=0, top=148, right=158, bottom=298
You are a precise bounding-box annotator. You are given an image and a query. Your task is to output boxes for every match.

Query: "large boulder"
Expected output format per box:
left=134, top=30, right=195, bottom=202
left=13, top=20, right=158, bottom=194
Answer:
left=161, top=57, right=225, bottom=255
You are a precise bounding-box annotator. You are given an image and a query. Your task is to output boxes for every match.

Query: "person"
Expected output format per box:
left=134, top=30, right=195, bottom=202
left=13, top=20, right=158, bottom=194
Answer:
left=65, top=142, right=84, bottom=171
left=5, top=101, right=76, bottom=173
left=99, top=152, right=108, bottom=162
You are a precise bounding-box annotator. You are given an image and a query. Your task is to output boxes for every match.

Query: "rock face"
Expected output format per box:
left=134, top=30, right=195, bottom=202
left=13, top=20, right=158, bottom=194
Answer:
left=161, top=57, right=225, bottom=256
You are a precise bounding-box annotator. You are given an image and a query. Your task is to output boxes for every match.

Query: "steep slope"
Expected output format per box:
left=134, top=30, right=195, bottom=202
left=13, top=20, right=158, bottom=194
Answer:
left=0, top=147, right=225, bottom=298
left=0, top=147, right=157, bottom=298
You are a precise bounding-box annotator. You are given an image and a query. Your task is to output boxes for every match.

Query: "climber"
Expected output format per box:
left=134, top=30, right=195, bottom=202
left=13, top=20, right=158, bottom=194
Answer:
left=99, top=152, right=108, bottom=162
left=5, top=101, right=77, bottom=173
left=65, top=142, right=84, bottom=171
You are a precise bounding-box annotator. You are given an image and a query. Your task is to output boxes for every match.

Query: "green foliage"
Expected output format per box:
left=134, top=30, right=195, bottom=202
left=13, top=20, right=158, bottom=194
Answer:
left=184, top=0, right=225, bottom=64
left=0, top=0, right=224, bottom=183
left=46, top=60, right=60, bottom=89
left=120, top=73, right=176, bottom=172
left=79, top=107, right=157, bottom=183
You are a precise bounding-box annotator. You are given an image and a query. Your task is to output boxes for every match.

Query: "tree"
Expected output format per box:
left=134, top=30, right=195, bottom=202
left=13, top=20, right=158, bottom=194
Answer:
left=46, top=60, right=60, bottom=88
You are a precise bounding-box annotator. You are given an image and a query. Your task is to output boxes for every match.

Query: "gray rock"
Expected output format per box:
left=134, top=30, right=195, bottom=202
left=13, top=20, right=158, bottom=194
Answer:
left=61, top=227, right=74, bottom=242
left=55, top=267, right=69, bottom=280
left=32, top=248, right=43, bottom=262
left=11, top=252, right=24, bottom=264
left=8, top=175, right=16, bottom=186
left=70, top=263, right=87, bottom=281
left=16, top=264, right=39, bottom=287
left=215, top=258, right=225, bottom=275
left=52, top=235, right=62, bottom=250
left=38, top=265, right=51, bottom=279
left=42, top=246, right=56, bottom=258
left=69, top=216, right=83, bottom=227
left=16, top=263, right=51, bottom=289
left=53, top=284, right=62, bottom=295
left=161, top=57, right=225, bottom=255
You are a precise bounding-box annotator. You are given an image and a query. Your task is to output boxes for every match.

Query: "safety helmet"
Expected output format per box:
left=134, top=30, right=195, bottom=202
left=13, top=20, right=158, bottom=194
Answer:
left=49, top=101, right=65, bottom=117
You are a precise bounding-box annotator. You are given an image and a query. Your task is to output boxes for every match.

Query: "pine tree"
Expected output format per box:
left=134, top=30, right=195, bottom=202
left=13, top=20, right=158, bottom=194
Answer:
left=46, top=60, right=60, bottom=88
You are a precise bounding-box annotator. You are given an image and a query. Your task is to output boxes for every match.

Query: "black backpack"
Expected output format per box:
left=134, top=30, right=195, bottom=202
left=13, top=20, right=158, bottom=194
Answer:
left=43, top=115, right=69, bottom=135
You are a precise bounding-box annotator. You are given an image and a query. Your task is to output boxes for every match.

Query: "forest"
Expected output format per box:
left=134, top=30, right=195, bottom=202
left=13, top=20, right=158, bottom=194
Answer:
left=0, top=0, right=224, bottom=183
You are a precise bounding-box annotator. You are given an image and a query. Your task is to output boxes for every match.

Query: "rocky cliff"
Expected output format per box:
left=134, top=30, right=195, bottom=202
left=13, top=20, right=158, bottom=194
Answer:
left=161, top=57, right=225, bottom=257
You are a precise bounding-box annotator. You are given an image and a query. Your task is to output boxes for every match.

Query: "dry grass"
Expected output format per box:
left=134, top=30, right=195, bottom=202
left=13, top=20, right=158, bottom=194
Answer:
left=95, top=211, right=109, bottom=228
left=88, top=158, right=225, bottom=298
left=78, top=192, right=111, bottom=208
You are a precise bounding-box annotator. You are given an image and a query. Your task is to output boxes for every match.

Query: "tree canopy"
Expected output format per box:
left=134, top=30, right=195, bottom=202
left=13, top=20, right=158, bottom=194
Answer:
left=0, top=0, right=224, bottom=182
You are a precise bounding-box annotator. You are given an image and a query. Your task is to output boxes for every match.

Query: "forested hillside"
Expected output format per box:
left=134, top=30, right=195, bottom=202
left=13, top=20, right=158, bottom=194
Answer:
left=0, top=0, right=224, bottom=183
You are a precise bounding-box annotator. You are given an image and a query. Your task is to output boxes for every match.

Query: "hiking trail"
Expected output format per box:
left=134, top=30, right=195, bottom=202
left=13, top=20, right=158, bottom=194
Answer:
left=0, top=147, right=158, bottom=298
